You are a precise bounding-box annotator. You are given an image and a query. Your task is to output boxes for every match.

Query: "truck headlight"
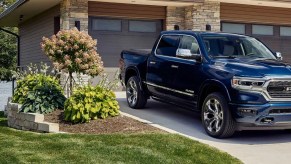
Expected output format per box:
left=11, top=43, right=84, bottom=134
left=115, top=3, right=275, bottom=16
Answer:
left=232, top=77, right=266, bottom=90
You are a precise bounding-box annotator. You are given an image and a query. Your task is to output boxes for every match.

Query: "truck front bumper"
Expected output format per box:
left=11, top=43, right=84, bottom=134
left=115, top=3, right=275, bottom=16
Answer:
left=230, top=102, right=291, bottom=131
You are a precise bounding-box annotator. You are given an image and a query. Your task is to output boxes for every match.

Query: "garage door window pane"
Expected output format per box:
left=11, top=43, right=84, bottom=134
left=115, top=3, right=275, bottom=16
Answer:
left=129, top=21, right=156, bottom=33
left=222, top=23, right=245, bottom=34
left=92, top=19, right=121, bottom=31
left=280, top=27, right=291, bottom=36
left=252, top=25, right=273, bottom=35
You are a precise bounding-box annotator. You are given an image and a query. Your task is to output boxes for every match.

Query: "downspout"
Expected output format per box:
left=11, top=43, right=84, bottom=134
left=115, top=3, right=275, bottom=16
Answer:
left=0, top=27, right=20, bottom=95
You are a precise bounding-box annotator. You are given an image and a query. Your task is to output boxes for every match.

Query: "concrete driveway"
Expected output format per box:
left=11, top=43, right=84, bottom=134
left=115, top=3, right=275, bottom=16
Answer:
left=116, top=92, right=291, bottom=164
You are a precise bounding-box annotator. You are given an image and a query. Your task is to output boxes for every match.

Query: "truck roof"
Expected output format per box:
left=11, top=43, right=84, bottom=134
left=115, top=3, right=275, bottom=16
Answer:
left=161, top=30, right=248, bottom=37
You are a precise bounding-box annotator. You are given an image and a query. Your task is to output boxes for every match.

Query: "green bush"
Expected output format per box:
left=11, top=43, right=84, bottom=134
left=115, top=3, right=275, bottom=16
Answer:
left=12, top=74, right=62, bottom=104
left=20, top=83, right=66, bottom=114
left=64, top=85, right=119, bottom=123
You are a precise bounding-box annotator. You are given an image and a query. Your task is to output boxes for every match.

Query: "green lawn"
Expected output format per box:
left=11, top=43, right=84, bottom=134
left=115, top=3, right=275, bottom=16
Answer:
left=0, top=112, right=241, bottom=164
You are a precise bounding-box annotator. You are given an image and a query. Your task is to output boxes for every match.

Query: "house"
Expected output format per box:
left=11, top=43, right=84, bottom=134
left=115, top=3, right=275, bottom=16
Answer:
left=1, top=0, right=291, bottom=70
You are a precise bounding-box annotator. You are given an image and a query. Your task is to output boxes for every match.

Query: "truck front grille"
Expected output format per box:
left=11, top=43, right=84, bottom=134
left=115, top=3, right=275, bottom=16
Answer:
left=269, top=109, right=291, bottom=115
left=267, top=81, right=291, bottom=98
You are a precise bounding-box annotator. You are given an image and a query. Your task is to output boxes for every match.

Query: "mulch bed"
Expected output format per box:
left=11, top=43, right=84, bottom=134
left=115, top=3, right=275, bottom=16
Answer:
left=44, top=110, right=164, bottom=134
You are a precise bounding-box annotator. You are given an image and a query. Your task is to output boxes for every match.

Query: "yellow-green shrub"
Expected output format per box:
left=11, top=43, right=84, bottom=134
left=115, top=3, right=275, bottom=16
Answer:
left=12, top=74, right=62, bottom=104
left=64, top=85, right=119, bottom=123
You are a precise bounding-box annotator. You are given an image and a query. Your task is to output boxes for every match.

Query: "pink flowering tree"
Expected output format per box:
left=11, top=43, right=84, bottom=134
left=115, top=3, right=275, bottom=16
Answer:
left=41, top=28, right=104, bottom=95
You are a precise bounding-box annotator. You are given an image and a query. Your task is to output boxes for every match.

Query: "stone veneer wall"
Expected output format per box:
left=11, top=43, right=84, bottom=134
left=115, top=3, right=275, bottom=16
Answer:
left=166, top=6, right=186, bottom=30
left=60, top=0, right=90, bottom=92
left=60, top=73, right=90, bottom=97
left=167, top=1, right=221, bottom=31
left=185, top=6, right=194, bottom=30
left=60, top=0, right=88, bottom=31
left=4, top=98, right=59, bottom=133
left=191, top=1, right=220, bottom=31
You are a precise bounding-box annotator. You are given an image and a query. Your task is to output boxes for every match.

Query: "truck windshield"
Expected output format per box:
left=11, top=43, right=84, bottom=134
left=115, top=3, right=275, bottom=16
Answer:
left=201, top=35, right=276, bottom=60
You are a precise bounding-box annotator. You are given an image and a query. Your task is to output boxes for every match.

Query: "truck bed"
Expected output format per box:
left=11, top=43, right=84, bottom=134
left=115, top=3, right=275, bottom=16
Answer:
left=120, top=49, right=151, bottom=85
left=122, top=49, right=151, bottom=57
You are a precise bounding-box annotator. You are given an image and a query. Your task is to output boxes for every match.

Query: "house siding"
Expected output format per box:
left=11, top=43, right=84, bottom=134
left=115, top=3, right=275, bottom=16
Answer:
left=166, top=1, right=220, bottom=31
left=88, top=2, right=166, bottom=20
left=19, top=5, right=60, bottom=67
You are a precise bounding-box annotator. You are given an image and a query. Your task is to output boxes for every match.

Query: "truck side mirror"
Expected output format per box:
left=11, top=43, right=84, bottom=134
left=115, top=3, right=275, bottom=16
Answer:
left=176, top=49, right=202, bottom=62
left=275, top=52, right=283, bottom=60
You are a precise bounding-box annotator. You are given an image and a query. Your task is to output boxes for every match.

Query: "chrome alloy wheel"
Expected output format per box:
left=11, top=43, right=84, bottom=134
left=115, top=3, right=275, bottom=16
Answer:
left=127, top=79, right=138, bottom=106
left=203, top=98, right=224, bottom=133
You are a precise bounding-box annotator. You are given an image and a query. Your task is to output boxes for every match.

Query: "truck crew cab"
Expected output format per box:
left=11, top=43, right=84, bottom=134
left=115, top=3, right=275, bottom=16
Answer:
left=119, top=31, right=291, bottom=138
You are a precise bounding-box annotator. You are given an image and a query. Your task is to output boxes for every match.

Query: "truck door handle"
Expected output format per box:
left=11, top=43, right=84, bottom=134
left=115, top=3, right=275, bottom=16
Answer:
left=171, top=65, right=179, bottom=69
left=150, top=61, right=156, bottom=65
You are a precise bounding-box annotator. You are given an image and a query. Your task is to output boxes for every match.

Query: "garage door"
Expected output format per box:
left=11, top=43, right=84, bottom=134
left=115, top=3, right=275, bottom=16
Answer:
left=89, top=18, right=162, bottom=67
left=88, top=2, right=166, bottom=67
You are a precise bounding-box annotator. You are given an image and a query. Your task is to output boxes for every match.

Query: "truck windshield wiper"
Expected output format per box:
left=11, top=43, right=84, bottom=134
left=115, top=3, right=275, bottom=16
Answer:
left=212, top=55, right=237, bottom=59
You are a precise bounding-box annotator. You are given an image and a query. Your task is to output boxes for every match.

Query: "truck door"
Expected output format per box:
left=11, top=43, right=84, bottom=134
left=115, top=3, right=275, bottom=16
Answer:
left=173, top=35, right=204, bottom=104
left=146, top=34, right=181, bottom=98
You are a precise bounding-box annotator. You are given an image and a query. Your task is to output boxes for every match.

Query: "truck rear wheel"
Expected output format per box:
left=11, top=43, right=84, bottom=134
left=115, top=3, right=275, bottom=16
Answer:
left=202, top=92, right=236, bottom=138
left=126, top=76, right=147, bottom=109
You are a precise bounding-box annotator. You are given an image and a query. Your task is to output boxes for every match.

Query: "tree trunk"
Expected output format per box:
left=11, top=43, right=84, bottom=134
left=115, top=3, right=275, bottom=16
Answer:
left=69, top=72, right=73, bottom=97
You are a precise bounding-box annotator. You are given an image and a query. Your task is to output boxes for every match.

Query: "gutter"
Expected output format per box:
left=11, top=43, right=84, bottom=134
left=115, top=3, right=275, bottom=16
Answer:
left=0, top=0, right=28, bottom=20
left=0, top=27, right=20, bottom=94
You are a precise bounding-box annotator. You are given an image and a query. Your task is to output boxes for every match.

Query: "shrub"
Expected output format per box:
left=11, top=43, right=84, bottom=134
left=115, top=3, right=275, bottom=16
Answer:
left=64, top=85, right=119, bottom=123
left=20, top=83, right=66, bottom=114
left=12, top=74, right=62, bottom=104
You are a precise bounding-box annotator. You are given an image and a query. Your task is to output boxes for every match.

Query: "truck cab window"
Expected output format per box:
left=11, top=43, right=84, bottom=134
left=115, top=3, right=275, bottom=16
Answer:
left=156, top=35, right=180, bottom=57
left=202, top=35, right=275, bottom=59
left=178, top=35, right=200, bottom=55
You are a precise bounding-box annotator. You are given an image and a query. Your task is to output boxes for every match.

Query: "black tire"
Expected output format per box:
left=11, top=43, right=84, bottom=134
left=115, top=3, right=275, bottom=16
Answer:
left=126, top=76, right=147, bottom=109
left=201, top=92, right=236, bottom=138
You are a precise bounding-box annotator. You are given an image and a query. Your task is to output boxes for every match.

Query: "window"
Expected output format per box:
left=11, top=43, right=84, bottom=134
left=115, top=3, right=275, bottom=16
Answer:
left=178, top=36, right=200, bottom=54
left=201, top=35, right=276, bottom=60
left=129, top=21, right=156, bottom=33
left=156, top=35, right=180, bottom=57
left=222, top=23, right=245, bottom=34
left=54, top=17, right=60, bottom=34
left=280, top=26, right=291, bottom=36
left=92, top=19, right=121, bottom=31
left=252, top=25, right=274, bottom=35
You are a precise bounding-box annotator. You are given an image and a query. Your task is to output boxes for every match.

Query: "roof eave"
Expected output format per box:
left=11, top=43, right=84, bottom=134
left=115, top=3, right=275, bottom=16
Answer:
left=0, top=0, right=27, bottom=20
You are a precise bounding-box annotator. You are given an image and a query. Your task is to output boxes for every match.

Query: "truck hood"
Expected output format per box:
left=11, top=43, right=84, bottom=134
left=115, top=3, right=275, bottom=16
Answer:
left=213, top=58, right=291, bottom=78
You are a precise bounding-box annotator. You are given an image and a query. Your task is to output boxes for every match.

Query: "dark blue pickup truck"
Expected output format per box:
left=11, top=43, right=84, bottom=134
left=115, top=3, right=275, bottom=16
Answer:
left=119, top=30, right=291, bottom=138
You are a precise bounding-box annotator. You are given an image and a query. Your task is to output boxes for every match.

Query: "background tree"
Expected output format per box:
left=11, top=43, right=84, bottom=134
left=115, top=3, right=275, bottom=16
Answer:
left=0, top=0, right=17, bottom=81
left=0, top=0, right=16, bottom=12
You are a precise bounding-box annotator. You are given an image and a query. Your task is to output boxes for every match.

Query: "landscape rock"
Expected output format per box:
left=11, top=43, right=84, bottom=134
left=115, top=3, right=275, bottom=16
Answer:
left=5, top=99, right=59, bottom=133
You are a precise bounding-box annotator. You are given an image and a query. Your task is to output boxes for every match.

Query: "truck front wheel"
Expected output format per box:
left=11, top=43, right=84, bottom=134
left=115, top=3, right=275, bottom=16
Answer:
left=202, top=92, right=236, bottom=138
left=126, top=76, right=147, bottom=109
